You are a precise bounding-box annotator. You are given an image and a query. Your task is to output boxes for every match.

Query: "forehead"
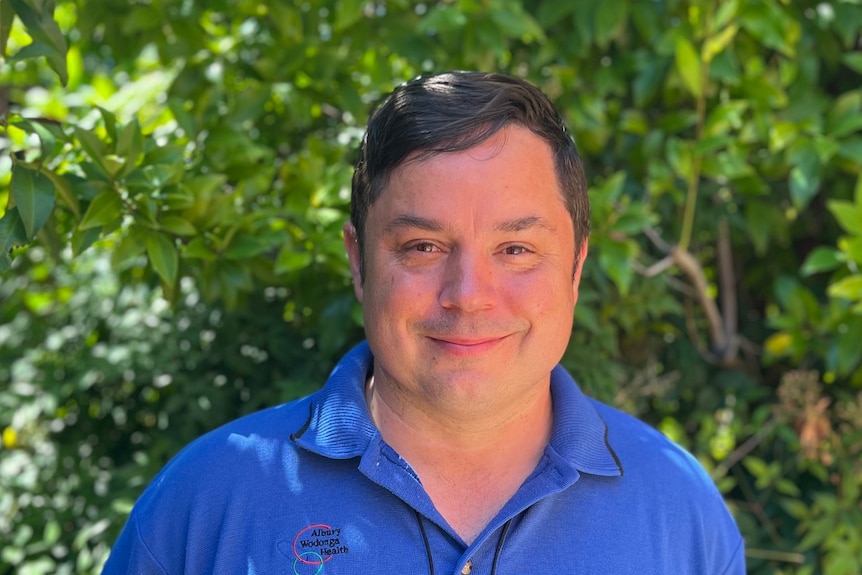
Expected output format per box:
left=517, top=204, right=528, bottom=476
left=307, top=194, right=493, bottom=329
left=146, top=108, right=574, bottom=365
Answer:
left=371, top=126, right=570, bottom=227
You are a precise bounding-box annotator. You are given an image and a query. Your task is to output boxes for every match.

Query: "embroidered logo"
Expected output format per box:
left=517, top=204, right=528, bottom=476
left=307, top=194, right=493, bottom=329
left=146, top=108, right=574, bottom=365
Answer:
left=279, top=523, right=349, bottom=574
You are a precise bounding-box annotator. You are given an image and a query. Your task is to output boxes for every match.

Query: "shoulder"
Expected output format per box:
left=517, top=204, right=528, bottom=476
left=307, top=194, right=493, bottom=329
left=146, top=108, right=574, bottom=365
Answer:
left=585, top=399, right=745, bottom=572
left=149, top=395, right=316, bottom=490
left=103, top=396, right=320, bottom=573
left=589, top=398, right=728, bottom=507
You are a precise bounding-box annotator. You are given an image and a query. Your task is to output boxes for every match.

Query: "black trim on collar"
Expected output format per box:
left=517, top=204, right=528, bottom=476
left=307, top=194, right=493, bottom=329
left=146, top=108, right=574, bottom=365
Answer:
left=603, top=420, right=625, bottom=476
left=290, top=403, right=314, bottom=441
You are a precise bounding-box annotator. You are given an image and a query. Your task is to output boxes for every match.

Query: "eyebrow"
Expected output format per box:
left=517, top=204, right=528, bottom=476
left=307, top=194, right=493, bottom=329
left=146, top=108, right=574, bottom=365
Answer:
left=383, top=214, right=444, bottom=234
left=494, top=216, right=555, bottom=233
left=383, top=214, right=555, bottom=235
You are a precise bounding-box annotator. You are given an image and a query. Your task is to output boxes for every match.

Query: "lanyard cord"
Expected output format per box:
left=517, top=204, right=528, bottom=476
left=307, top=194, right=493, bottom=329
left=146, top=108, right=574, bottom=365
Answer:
left=415, top=511, right=514, bottom=575
left=415, top=510, right=435, bottom=575
left=490, top=519, right=512, bottom=574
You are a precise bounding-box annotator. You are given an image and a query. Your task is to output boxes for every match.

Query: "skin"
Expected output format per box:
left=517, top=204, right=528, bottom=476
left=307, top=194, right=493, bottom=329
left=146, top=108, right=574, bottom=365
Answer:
left=343, top=125, right=587, bottom=542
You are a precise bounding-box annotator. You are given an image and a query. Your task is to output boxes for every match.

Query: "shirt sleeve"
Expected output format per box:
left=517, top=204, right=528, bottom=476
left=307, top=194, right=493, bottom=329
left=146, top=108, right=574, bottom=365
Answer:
left=101, top=514, right=170, bottom=575
left=718, top=536, right=746, bottom=575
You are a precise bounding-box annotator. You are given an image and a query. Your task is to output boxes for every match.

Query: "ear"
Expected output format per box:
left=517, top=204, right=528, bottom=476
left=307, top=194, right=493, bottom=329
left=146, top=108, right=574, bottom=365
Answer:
left=571, top=243, right=588, bottom=305
left=343, top=221, right=364, bottom=302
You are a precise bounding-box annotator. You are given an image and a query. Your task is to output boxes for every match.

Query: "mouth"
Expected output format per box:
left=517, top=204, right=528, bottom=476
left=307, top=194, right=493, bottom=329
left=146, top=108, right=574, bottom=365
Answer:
left=426, top=335, right=510, bottom=357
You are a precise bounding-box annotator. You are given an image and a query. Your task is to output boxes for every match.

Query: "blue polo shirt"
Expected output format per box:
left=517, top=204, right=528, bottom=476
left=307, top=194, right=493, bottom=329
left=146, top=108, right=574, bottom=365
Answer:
left=103, top=342, right=745, bottom=574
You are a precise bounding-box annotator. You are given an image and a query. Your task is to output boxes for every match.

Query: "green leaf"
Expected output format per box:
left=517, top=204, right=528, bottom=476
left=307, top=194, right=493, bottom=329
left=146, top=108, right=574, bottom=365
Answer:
left=115, top=118, right=144, bottom=177
left=13, top=118, right=63, bottom=160
left=703, top=24, right=738, bottom=63
left=7, top=38, right=56, bottom=61
left=0, top=0, right=13, bottom=56
left=11, top=163, right=55, bottom=239
left=275, top=247, right=313, bottom=274
left=99, top=106, right=118, bottom=143
left=183, top=237, right=216, bottom=260
left=418, top=4, right=467, bottom=33
left=828, top=200, right=862, bottom=236
left=843, top=52, right=862, bottom=75
left=597, top=238, right=638, bottom=295
left=779, top=497, right=810, bottom=520
left=146, top=231, right=179, bottom=285
left=827, top=317, right=862, bottom=376
left=78, top=190, right=123, bottom=230
left=826, top=91, right=862, bottom=138
left=536, top=1, right=575, bottom=27
left=593, top=0, right=626, bottom=47
left=675, top=36, right=702, bottom=98
left=828, top=275, right=862, bottom=302
left=0, top=206, right=28, bottom=252
left=840, top=236, right=862, bottom=265
left=71, top=224, right=101, bottom=255
left=801, top=247, right=845, bottom=276
left=224, top=234, right=274, bottom=260
left=739, top=0, right=798, bottom=57
left=741, top=456, right=769, bottom=479
left=159, top=215, right=197, bottom=236
left=111, top=226, right=147, bottom=268
left=74, top=127, right=109, bottom=175
left=788, top=142, right=822, bottom=209
left=775, top=478, right=801, bottom=497
left=490, top=5, right=545, bottom=42
left=7, top=0, right=68, bottom=84
left=333, top=0, right=363, bottom=31
left=714, top=0, right=740, bottom=31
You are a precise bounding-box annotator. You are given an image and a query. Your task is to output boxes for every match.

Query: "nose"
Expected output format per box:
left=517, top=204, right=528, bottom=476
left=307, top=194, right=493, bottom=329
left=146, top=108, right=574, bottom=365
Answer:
left=438, top=250, right=496, bottom=312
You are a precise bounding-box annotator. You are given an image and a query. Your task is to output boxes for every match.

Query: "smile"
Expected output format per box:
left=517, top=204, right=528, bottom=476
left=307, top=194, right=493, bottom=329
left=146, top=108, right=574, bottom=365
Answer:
left=426, top=335, right=510, bottom=357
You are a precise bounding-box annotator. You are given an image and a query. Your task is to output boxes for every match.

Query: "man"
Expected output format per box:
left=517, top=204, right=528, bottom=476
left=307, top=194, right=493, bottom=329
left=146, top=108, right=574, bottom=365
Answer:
left=103, top=72, right=745, bottom=574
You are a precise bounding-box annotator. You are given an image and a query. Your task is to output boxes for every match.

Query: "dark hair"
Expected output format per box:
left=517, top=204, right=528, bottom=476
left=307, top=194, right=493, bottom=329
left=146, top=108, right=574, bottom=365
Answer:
left=350, top=71, right=589, bottom=278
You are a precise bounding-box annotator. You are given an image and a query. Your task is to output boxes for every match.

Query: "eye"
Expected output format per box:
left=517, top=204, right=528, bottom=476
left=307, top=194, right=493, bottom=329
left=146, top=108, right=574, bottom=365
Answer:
left=412, top=242, right=437, bottom=253
left=503, top=245, right=530, bottom=255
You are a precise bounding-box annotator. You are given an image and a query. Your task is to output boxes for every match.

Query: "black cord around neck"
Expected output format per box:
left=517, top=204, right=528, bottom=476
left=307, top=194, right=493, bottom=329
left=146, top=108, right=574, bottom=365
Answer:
left=415, top=510, right=435, bottom=575
left=414, top=512, right=514, bottom=575
left=490, top=518, right=513, bottom=575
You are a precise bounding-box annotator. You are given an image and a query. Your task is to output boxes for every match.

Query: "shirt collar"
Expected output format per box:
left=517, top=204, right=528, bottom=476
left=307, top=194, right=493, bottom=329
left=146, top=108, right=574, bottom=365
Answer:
left=293, top=341, right=622, bottom=477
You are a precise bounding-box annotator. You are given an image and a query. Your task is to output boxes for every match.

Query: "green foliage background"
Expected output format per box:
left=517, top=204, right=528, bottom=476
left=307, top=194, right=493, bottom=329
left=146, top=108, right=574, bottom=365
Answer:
left=1, top=0, right=862, bottom=573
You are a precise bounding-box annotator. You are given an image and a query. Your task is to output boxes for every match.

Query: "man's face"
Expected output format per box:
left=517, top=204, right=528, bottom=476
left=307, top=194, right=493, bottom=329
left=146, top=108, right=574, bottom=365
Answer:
left=344, top=125, right=586, bottom=415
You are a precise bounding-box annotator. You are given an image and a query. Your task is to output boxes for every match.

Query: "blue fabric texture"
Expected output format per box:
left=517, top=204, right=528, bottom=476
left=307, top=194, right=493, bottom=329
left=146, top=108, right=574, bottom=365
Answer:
left=103, top=341, right=745, bottom=574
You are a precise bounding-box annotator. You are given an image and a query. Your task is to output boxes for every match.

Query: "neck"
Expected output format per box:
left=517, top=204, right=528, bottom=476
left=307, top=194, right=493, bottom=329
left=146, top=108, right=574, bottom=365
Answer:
left=366, top=374, right=553, bottom=460
left=366, top=374, right=554, bottom=543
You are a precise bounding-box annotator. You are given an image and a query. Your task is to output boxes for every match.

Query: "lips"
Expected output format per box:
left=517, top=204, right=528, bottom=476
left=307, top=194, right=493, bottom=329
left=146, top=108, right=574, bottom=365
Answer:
left=426, top=334, right=511, bottom=357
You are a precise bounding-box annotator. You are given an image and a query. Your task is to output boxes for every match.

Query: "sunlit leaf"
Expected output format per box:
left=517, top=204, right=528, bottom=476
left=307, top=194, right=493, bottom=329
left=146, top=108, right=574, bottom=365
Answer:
left=828, top=275, right=862, bottom=302
left=675, top=36, right=702, bottom=98
left=0, top=0, right=13, bottom=56
left=12, top=118, right=61, bottom=160
left=159, top=215, right=197, bottom=236
left=828, top=200, right=862, bottom=236
left=78, top=190, right=123, bottom=230
left=7, top=0, right=68, bottom=84
left=146, top=231, right=179, bottom=285
left=801, top=247, right=845, bottom=276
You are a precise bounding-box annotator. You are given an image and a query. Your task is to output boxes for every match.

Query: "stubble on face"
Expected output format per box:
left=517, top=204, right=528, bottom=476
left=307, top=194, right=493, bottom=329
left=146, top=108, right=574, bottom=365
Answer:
left=347, top=126, right=582, bottom=422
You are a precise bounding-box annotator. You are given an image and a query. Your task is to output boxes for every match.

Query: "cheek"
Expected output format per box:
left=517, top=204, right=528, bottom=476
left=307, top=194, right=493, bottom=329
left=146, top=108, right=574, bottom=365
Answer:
left=364, top=265, right=429, bottom=320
